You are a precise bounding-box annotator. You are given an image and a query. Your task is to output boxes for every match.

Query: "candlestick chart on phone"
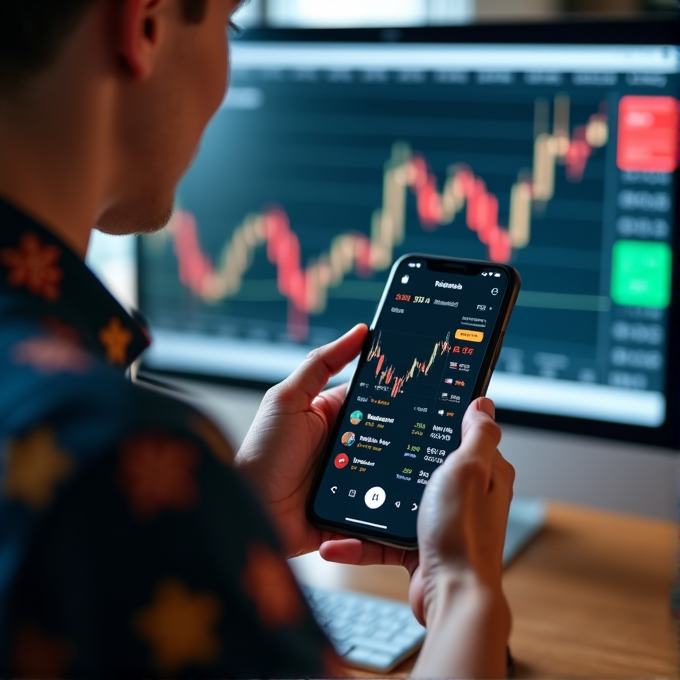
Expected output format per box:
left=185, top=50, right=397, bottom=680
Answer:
left=140, top=85, right=610, bottom=344
left=366, top=331, right=454, bottom=399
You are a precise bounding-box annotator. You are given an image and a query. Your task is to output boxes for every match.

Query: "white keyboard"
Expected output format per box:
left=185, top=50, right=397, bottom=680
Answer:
left=303, top=585, right=426, bottom=673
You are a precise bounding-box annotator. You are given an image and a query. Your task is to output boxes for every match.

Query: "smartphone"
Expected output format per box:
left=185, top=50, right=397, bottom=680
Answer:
left=307, top=254, right=521, bottom=549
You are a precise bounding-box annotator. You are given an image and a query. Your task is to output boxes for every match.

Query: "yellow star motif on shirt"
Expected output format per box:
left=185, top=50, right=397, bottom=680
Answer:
left=98, top=316, right=133, bottom=365
left=135, top=579, right=221, bottom=673
left=2, top=427, right=74, bottom=509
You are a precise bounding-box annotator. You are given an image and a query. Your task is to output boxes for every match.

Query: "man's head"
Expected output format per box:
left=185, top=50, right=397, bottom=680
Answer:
left=0, top=0, right=244, bottom=243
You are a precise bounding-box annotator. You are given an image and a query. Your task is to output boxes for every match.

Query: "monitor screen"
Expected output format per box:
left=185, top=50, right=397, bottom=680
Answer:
left=138, top=22, right=680, bottom=448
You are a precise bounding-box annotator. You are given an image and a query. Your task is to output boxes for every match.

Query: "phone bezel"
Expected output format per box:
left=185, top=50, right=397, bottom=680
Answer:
left=306, top=253, right=521, bottom=549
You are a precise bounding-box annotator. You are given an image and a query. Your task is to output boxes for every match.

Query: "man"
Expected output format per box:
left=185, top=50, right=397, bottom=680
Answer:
left=0, top=0, right=515, bottom=677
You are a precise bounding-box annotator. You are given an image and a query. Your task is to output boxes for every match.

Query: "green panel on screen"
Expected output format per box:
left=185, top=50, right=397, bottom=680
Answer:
left=611, top=240, right=672, bottom=308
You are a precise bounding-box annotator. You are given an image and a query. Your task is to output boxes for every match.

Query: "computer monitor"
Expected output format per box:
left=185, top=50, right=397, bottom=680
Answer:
left=137, top=19, right=680, bottom=450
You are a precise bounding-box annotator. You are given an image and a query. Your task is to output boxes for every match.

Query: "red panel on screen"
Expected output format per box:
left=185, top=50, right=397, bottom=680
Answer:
left=617, top=95, right=679, bottom=172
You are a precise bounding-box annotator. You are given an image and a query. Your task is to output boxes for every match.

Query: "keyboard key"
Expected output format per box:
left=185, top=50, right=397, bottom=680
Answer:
left=382, top=621, right=403, bottom=636
left=356, top=612, right=375, bottom=625
left=372, top=628, right=393, bottom=642
left=349, top=622, right=374, bottom=637
left=345, top=646, right=395, bottom=668
left=327, top=627, right=353, bottom=642
left=346, top=634, right=405, bottom=656
left=391, top=633, right=423, bottom=651
left=332, top=639, right=355, bottom=656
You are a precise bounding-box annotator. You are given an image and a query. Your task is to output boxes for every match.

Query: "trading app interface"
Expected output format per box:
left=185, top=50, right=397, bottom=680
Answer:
left=139, top=41, right=679, bottom=430
left=312, top=258, right=509, bottom=542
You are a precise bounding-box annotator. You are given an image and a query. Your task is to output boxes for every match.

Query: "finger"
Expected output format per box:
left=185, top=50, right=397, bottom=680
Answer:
left=319, top=538, right=416, bottom=571
left=436, top=399, right=501, bottom=494
left=312, top=383, right=348, bottom=426
left=276, top=324, right=368, bottom=410
left=460, top=396, right=495, bottom=440
left=455, top=398, right=501, bottom=469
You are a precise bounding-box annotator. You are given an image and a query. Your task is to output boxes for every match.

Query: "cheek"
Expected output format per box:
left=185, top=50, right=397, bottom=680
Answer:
left=199, top=29, right=229, bottom=125
left=170, top=26, right=228, bottom=178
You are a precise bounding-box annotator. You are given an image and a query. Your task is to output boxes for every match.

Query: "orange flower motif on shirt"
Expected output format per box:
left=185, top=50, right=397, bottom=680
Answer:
left=99, top=316, right=132, bottom=364
left=12, top=337, right=91, bottom=374
left=135, top=579, right=221, bottom=673
left=0, top=232, right=63, bottom=301
left=2, top=427, right=74, bottom=509
left=119, top=432, right=199, bottom=518
left=11, top=624, right=72, bottom=678
left=242, top=543, right=305, bottom=627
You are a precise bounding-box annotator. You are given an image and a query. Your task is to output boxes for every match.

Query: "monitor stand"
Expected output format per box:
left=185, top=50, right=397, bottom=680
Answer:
left=503, top=497, right=546, bottom=566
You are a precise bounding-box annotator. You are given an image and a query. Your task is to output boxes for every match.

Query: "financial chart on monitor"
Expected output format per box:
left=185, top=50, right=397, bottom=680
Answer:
left=138, top=39, right=679, bottom=429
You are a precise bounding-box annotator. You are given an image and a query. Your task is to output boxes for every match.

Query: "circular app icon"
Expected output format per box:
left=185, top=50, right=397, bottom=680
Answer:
left=364, top=486, right=386, bottom=509
left=341, top=432, right=356, bottom=446
left=350, top=410, right=363, bottom=425
left=334, top=453, right=349, bottom=469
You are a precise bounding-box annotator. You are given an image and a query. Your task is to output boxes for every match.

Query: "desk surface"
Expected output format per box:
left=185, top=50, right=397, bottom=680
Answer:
left=290, top=502, right=678, bottom=678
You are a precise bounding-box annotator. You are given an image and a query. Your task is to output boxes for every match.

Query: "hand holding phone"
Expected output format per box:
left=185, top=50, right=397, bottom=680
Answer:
left=308, top=255, right=520, bottom=549
left=409, top=396, right=514, bottom=679
left=235, top=323, right=368, bottom=559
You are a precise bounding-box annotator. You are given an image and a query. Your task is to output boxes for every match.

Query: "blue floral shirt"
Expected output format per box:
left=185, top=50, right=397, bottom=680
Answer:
left=0, top=198, right=337, bottom=678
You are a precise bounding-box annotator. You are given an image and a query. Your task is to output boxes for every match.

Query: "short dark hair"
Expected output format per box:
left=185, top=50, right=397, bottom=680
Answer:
left=0, top=0, right=209, bottom=92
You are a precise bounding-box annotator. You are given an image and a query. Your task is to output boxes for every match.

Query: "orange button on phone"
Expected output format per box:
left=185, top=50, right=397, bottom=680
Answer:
left=455, top=329, right=484, bottom=342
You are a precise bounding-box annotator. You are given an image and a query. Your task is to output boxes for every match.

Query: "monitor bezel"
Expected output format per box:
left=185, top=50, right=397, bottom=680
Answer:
left=138, top=17, right=680, bottom=451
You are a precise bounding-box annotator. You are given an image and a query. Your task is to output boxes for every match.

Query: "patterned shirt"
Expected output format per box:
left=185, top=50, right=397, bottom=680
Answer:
left=0, top=198, right=336, bottom=678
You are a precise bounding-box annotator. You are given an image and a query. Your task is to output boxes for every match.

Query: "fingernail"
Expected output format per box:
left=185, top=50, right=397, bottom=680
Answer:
left=477, top=397, right=496, bottom=419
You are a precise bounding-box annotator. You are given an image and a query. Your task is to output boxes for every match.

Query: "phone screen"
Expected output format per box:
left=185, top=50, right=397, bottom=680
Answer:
left=309, top=256, right=516, bottom=546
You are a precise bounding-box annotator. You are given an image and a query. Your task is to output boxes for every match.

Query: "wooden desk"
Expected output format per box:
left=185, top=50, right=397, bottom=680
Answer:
left=290, top=502, right=678, bottom=677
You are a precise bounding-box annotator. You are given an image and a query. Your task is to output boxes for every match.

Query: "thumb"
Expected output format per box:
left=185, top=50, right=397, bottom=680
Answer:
left=454, top=397, right=501, bottom=474
left=427, top=398, right=500, bottom=504
left=273, top=324, right=368, bottom=410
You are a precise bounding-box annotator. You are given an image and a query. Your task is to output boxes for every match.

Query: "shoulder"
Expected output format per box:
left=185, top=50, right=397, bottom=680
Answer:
left=0, top=382, right=333, bottom=678
left=0, top=311, right=218, bottom=445
left=0, top=313, right=334, bottom=678
left=0, top=311, right=236, bottom=515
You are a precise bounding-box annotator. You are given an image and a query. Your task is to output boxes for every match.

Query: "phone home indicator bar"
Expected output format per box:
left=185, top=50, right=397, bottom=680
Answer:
left=346, top=517, right=388, bottom=530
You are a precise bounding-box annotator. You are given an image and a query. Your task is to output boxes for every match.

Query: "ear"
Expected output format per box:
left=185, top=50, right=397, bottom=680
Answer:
left=118, top=0, right=171, bottom=80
